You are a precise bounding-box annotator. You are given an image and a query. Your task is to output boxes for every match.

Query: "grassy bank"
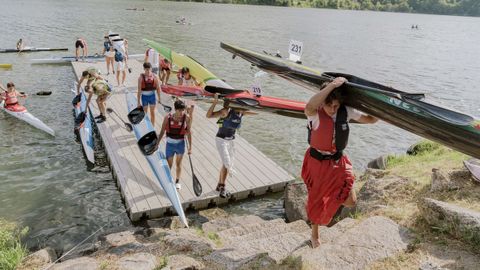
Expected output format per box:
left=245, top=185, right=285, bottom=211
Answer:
left=0, top=219, right=28, bottom=270
left=354, top=141, right=480, bottom=269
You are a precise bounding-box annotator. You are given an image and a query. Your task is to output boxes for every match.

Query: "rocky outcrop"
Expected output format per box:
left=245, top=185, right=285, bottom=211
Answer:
left=294, top=216, right=411, bottom=270
left=418, top=198, right=480, bottom=246
left=284, top=182, right=308, bottom=223
left=164, top=229, right=215, bottom=256
left=50, top=257, right=98, bottom=270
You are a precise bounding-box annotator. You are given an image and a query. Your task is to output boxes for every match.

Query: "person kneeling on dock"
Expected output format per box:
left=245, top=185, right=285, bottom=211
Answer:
left=76, top=67, right=103, bottom=95
left=302, top=77, right=378, bottom=248
left=137, top=62, right=161, bottom=125
left=206, top=93, right=256, bottom=198
left=158, top=100, right=192, bottom=190
left=85, top=79, right=112, bottom=123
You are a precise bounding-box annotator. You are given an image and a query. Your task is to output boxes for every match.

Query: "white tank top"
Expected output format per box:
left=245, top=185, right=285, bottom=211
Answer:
left=146, top=48, right=159, bottom=68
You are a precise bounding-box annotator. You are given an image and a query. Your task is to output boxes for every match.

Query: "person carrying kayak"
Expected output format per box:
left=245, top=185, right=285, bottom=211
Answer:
left=144, top=48, right=161, bottom=75
left=177, top=67, right=198, bottom=86
left=206, top=93, right=256, bottom=198
left=76, top=67, right=103, bottom=95
left=159, top=58, right=171, bottom=85
left=114, top=48, right=126, bottom=87
left=1, top=82, right=27, bottom=109
left=137, top=62, right=161, bottom=126
left=102, top=36, right=115, bottom=75
left=157, top=99, right=192, bottom=190
left=75, top=37, right=88, bottom=61
left=84, top=79, right=112, bottom=123
left=302, top=77, right=378, bottom=248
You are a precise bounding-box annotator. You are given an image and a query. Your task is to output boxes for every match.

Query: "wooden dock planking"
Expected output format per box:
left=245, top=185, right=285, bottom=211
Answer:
left=71, top=59, right=295, bottom=221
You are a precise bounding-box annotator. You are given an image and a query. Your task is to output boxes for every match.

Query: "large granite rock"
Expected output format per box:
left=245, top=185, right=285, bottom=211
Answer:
left=205, top=218, right=310, bottom=269
left=430, top=168, right=459, bottom=192
left=284, top=182, right=308, bottom=223
left=418, top=198, right=480, bottom=245
left=118, top=252, right=158, bottom=270
left=50, top=257, right=98, bottom=270
left=357, top=171, right=415, bottom=213
left=164, top=228, right=215, bottom=256
left=367, top=155, right=388, bottom=170
left=201, top=215, right=265, bottom=234
left=294, top=216, right=411, bottom=270
left=17, top=247, right=57, bottom=270
left=161, top=254, right=205, bottom=270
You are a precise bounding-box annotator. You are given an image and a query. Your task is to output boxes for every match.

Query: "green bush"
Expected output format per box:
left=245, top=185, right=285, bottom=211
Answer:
left=0, top=219, right=28, bottom=270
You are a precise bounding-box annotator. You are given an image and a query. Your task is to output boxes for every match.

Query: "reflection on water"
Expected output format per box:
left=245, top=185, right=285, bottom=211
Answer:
left=1, top=0, right=479, bottom=251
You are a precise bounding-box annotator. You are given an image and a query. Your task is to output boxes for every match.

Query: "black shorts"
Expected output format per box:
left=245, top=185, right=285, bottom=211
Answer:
left=161, top=67, right=170, bottom=72
left=75, top=40, right=84, bottom=48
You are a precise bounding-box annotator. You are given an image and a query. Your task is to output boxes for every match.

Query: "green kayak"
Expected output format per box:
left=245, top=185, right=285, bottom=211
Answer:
left=220, top=42, right=480, bottom=159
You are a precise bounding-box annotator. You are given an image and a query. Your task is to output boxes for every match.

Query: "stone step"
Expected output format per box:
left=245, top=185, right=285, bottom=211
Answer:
left=217, top=218, right=286, bottom=239
left=223, top=220, right=310, bottom=244
left=202, top=215, right=266, bottom=234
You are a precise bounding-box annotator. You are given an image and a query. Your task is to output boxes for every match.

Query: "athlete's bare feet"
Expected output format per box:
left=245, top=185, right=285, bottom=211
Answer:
left=310, top=237, right=320, bottom=248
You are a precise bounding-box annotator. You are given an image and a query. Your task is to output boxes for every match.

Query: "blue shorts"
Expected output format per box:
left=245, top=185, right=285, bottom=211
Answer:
left=141, top=91, right=156, bottom=106
left=165, top=138, right=185, bottom=159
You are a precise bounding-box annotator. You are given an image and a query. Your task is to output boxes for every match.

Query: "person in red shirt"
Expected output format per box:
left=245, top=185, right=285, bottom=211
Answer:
left=303, top=77, right=378, bottom=248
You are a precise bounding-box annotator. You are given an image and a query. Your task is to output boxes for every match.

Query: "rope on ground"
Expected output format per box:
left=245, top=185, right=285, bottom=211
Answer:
left=43, top=208, right=129, bottom=270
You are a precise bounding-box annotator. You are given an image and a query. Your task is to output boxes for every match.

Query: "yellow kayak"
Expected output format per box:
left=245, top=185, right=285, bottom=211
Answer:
left=0, top=63, right=12, bottom=68
left=143, top=39, right=231, bottom=89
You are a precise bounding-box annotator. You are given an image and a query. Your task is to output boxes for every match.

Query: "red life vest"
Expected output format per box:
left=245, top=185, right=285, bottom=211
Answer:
left=3, top=91, right=18, bottom=106
left=166, top=113, right=188, bottom=139
left=160, top=59, right=170, bottom=69
left=309, top=105, right=349, bottom=153
left=141, top=73, right=157, bottom=91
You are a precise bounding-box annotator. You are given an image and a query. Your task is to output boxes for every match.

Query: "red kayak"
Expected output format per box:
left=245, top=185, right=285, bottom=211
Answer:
left=160, top=85, right=306, bottom=119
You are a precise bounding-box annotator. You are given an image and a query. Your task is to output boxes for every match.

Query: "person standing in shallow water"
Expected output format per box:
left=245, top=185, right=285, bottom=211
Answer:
left=302, top=77, right=378, bottom=248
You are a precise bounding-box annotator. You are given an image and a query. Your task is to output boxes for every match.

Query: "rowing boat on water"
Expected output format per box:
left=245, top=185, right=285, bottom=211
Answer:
left=31, top=54, right=144, bottom=65
left=220, top=42, right=480, bottom=159
left=0, top=64, right=12, bottom=68
left=0, top=100, right=55, bottom=136
left=125, top=91, right=188, bottom=227
left=72, top=83, right=95, bottom=164
left=0, top=47, right=68, bottom=53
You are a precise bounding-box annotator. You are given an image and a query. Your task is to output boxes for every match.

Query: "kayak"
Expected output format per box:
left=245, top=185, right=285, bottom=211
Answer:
left=72, top=83, right=95, bottom=164
left=125, top=91, right=188, bottom=227
left=144, top=39, right=232, bottom=89
left=0, top=47, right=68, bottom=53
left=220, top=42, right=480, bottom=159
left=0, top=64, right=12, bottom=68
left=31, top=54, right=144, bottom=65
left=161, top=85, right=307, bottom=119
left=0, top=100, right=55, bottom=136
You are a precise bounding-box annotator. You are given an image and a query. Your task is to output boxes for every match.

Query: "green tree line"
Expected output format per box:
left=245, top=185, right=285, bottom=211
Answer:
left=181, top=0, right=480, bottom=16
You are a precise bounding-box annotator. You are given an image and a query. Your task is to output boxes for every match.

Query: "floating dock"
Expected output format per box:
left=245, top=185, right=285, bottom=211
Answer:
left=71, top=59, right=295, bottom=221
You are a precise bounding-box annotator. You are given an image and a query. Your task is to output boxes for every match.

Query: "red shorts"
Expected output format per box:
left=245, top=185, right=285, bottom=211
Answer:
left=301, top=148, right=355, bottom=225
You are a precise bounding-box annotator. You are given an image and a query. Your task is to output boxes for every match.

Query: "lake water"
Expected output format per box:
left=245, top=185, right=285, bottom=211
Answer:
left=1, top=0, right=479, bottom=252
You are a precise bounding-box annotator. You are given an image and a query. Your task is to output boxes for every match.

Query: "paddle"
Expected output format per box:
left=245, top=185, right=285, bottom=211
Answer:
left=106, top=107, right=133, bottom=132
left=185, top=139, right=202, bottom=196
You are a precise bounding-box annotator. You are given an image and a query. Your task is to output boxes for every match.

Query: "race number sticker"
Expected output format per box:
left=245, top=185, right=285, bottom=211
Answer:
left=250, top=81, right=262, bottom=96
left=288, top=40, right=303, bottom=62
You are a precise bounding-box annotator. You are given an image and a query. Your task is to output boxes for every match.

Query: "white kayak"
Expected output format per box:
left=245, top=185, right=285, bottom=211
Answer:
left=0, top=100, right=55, bottom=136
left=32, top=53, right=144, bottom=64
left=125, top=91, right=188, bottom=227
left=72, top=83, right=95, bottom=164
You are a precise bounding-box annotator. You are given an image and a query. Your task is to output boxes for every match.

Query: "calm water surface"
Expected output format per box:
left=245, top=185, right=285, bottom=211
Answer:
left=1, top=0, right=479, bottom=251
